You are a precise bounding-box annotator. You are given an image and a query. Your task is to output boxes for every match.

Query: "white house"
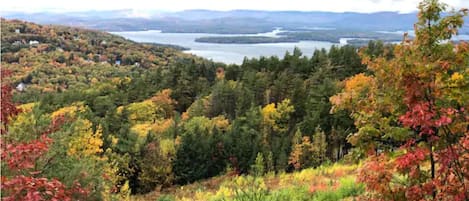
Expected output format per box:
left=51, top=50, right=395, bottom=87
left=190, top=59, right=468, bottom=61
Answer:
left=16, top=83, right=26, bottom=92
left=29, top=40, right=39, bottom=46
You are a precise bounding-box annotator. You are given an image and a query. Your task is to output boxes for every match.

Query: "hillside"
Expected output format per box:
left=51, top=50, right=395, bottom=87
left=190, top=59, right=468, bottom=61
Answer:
left=2, top=18, right=370, bottom=200
left=134, top=163, right=362, bottom=201
left=1, top=19, right=199, bottom=94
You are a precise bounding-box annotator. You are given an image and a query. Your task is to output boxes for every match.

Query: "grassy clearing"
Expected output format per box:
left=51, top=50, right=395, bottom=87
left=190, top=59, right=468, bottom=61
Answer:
left=133, top=163, right=363, bottom=201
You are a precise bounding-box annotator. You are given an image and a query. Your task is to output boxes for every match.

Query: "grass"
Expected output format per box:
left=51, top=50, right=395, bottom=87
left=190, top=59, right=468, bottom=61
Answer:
left=133, top=163, right=363, bottom=201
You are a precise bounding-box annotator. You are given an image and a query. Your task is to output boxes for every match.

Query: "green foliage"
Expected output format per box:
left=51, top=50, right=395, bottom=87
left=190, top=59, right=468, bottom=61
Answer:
left=217, top=176, right=268, bottom=201
left=137, top=139, right=175, bottom=193
left=173, top=117, right=227, bottom=184
left=311, top=127, right=327, bottom=166
left=265, top=186, right=311, bottom=201
left=157, top=194, right=176, bottom=201
left=250, top=153, right=265, bottom=177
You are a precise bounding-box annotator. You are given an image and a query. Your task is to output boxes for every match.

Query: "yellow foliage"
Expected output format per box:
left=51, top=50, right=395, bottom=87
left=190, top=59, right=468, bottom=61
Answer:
left=8, top=103, right=40, bottom=138
left=67, top=119, right=103, bottom=157
left=111, top=77, right=132, bottom=85
left=190, top=191, right=211, bottom=201
left=111, top=77, right=121, bottom=85
left=181, top=112, right=189, bottom=121
left=152, top=89, right=175, bottom=105
left=212, top=116, right=230, bottom=131
left=131, top=123, right=153, bottom=137
left=330, top=74, right=375, bottom=113
left=214, top=186, right=233, bottom=198
left=126, top=100, right=158, bottom=123
left=175, top=135, right=182, bottom=146
left=116, top=106, right=124, bottom=114
left=123, top=90, right=176, bottom=124
left=121, top=76, right=132, bottom=85
left=159, top=139, right=176, bottom=156
left=90, top=77, right=99, bottom=84
left=261, top=103, right=277, bottom=126
left=344, top=73, right=374, bottom=91
left=450, top=72, right=464, bottom=81
left=184, top=95, right=211, bottom=119
left=109, top=135, right=119, bottom=146
left=17, top=102, right=37, bottom=113
left=152, top=119, right=174, bottom=135
left=261, top=99, right=294, bottom=132
left=51, top=102, right=87, bottom=119
left=101, top=155, right=126, bottom=201
left=8, top=111, right=39, bottom=140
left=119, top=181, right=131, bottom=201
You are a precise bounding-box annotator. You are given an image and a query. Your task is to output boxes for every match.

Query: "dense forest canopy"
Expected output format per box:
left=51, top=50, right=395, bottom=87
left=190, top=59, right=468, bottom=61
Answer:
left=1, top=0, right=468, bottom=200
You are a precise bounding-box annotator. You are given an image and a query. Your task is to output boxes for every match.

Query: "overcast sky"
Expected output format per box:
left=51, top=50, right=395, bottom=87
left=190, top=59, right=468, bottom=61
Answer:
left=1, top=0, right=468, bottom=13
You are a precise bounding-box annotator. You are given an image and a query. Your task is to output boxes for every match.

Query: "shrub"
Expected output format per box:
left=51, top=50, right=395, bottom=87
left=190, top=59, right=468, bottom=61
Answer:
left=157, top=194, right=175, bottom=201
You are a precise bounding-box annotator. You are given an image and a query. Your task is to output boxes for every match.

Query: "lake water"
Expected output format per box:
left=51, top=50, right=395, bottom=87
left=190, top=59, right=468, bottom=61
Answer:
left=112, top=30, right=469, bottom=65
left=112, top=30, right=338, bottom=64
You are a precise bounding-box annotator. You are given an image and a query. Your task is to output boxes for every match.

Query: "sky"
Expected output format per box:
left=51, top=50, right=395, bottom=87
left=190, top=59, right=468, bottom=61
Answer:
left=1, top=0, right=468, bottom=13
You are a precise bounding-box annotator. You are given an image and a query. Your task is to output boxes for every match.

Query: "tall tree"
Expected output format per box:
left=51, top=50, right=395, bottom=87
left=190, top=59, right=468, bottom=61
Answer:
left=331, top=1, right=469, bottom=200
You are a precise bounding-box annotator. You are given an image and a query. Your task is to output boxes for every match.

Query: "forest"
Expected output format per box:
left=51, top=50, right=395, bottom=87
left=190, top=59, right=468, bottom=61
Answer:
left=1, top=0, right=469, bottom=200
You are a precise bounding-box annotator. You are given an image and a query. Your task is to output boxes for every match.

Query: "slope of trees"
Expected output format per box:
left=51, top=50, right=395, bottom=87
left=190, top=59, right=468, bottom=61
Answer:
left=2, top=17, right=374, bottom=197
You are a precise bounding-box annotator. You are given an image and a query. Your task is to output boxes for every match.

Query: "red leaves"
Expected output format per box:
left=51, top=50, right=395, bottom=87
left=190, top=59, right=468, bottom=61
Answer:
left=395, top=147, right=428, bottom=172
left=399, top=101, right=457, bottom=136
left=1, top=134, right=52, bottom=170
left=0, top=71, right=87, bottom=200
left=44, top=114, right=67, bottom=135
left=358, top=155, right=395, bottom=196
left=399, top=102, right=436, bottom=136
left=1, top=69, right=21, bottom=132
left=349, top=3, right=469, bottom=200
left=1, top=176, right=88, bottom=201
left=0, top=133, right=88, bottom=200
left=440, top=61, right=451, bottom=70
left=434, top=115, right=452, bottom=127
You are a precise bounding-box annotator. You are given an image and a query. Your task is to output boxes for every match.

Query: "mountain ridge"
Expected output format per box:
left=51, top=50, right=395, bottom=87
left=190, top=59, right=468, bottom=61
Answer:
left=6, top=9, right=468, bottom=34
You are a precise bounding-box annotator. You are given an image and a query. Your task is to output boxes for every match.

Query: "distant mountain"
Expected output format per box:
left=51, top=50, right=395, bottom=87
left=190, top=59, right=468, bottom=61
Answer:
left=3, top=10, right=469, bottom=34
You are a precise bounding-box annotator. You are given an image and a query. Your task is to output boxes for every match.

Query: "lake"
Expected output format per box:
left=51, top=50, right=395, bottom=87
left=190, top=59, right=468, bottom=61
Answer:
left=112, top=30, right=338, bottom=64
left=112, top=30, right=469, bottom=64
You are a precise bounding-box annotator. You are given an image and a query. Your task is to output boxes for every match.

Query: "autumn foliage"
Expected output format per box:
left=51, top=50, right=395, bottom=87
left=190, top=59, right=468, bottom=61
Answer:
left=1, top=71, right=88, bottom=200
left=1, top=70, right=21, bottom=133
left=331, top=0, right=469, bottom=200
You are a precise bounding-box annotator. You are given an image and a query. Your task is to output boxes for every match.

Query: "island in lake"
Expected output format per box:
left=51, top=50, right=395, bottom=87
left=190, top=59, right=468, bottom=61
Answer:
left=195, top=36, right=299, bottom=44
left=194, top=30, right=407, bottom=45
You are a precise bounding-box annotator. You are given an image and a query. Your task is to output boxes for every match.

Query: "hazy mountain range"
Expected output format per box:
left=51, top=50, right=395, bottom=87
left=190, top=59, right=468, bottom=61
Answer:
left=3, top=9, right=469, bottom=34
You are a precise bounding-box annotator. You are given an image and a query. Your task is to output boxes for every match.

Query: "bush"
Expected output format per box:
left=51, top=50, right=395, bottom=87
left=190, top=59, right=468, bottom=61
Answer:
left=157, top=194, right=175, bottom=201
left=266, top=186, right=311, bottom=201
